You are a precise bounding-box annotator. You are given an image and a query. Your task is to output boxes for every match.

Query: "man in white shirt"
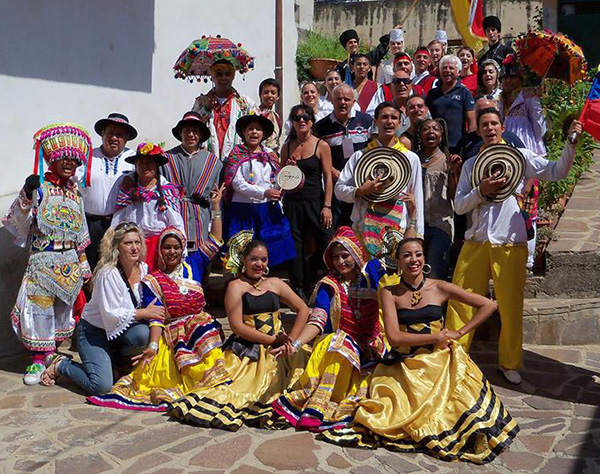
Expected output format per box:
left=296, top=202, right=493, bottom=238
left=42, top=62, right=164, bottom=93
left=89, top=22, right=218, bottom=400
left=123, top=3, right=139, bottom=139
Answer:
left=335, top=101, right=424, bottom=258
left=78, top=113, right=137, bottom=270
left=446, top=107, right=582, bottom=385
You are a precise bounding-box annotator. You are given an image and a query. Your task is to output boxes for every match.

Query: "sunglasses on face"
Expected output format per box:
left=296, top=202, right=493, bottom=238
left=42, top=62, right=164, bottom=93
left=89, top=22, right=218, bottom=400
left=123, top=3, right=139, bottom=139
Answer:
left=292, top=114, right=312, bottom=122
left=392, top=77, right=412, bottom=85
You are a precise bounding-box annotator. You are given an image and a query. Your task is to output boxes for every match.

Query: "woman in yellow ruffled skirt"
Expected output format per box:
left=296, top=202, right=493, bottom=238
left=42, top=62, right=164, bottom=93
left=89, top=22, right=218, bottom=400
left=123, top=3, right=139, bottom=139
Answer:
left=272, top=226, right=388, bottom=432
left=168, top=231, right=311, bottom=430
left=321, top=238, right=519, bottom=464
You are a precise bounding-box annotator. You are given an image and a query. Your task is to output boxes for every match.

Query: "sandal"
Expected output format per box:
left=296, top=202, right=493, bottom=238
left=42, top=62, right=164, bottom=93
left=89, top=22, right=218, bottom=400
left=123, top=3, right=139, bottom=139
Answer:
left=40, top=355, right=66, bottom=387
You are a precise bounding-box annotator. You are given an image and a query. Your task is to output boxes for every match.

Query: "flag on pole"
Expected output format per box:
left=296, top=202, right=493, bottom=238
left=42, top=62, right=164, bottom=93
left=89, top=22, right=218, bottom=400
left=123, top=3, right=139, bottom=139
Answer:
left=449, top=0, right=486, bottom=51
left=580, top=69, right=600, bottom=142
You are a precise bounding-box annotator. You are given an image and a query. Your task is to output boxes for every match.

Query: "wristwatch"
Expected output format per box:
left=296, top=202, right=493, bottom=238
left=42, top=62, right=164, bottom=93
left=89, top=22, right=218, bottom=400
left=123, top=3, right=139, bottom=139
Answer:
left=148, top=342, right=159, bottom=351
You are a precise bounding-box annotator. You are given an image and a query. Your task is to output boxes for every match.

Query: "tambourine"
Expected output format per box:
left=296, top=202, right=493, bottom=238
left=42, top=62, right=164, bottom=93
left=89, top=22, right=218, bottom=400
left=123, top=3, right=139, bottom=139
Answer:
left=355, top=147, right=412, bottom=203
left=276, top=165, right=305, bottom=193
left=471, top=144, right=526, bottom=203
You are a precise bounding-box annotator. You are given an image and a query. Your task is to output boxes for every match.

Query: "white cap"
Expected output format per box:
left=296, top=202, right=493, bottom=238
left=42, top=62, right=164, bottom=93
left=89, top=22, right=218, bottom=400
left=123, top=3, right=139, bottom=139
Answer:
left=390, top=29, right=404, bottom=42
left=435, top=30, right=448, bottom=44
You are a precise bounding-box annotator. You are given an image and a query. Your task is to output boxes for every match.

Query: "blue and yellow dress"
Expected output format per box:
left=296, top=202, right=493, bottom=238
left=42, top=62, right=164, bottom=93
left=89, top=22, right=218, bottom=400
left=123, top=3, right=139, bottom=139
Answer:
left=273, top=226, right=387, bottom=432
left=321, top=304, right=519, bottom=464
left=168, top=290, right=310, bottom=431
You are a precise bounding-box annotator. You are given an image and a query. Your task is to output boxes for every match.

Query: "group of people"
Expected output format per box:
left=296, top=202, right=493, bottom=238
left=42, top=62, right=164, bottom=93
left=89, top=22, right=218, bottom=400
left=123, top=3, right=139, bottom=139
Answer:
left=3, top=13, right=584, bottom=464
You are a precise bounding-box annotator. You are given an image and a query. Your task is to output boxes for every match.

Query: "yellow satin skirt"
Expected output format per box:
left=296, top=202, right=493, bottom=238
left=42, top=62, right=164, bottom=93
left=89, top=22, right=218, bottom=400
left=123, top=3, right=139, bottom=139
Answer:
left=321, top=342, right=519, bottom=464
left=273, top=332, right=373, bottom=432
left=87, top=337, right=230, bottom=411
left=168, top=344, right=310, bottom=431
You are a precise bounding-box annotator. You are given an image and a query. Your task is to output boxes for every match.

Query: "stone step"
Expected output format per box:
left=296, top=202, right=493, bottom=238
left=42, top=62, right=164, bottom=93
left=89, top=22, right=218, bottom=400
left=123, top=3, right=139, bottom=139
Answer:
left=473, top=297, right=600, bottom=346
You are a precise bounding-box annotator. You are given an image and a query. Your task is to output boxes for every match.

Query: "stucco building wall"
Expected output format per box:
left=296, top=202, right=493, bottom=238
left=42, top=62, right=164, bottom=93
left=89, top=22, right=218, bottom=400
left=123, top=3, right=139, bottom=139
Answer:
left=0, top=0, right=299, bottom=356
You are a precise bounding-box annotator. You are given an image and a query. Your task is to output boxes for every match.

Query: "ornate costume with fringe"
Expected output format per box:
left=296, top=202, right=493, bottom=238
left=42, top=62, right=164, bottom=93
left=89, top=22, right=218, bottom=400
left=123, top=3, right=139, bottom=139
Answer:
left=3, top=124, right=92, bottom=352
left=319, top=304, right=519, bottom=464
left=87, top=228, right=229, bottom=411
left=272, top=226, right=386, bottom=432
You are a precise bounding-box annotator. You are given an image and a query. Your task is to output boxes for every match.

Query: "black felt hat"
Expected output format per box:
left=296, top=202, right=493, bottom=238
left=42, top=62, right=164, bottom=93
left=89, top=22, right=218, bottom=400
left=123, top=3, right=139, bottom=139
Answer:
left=94, top=113, right=138, bottom=140
left=172, top=111, right=210, bottom=143
left=235, top=114, right=275, bottom=142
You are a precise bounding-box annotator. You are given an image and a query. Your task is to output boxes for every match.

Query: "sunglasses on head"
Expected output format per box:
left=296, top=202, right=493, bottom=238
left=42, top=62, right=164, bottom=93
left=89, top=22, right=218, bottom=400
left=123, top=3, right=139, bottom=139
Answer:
left=292, top=114, right=312, bottom=122
left=392, top=77, right=412, bottom=85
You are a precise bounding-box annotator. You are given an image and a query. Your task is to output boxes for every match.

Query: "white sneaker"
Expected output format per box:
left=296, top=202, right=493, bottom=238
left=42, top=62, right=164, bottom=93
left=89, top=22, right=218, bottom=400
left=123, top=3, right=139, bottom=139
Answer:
left=23, top=362, right=45, bottom=385
left=499, top=367, right=522, bottom=385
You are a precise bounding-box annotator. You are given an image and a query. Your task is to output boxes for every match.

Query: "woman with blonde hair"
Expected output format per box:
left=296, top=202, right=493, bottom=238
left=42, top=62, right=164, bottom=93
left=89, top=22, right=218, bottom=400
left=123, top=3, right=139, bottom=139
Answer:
left=41, top=222, right=165, bottom=394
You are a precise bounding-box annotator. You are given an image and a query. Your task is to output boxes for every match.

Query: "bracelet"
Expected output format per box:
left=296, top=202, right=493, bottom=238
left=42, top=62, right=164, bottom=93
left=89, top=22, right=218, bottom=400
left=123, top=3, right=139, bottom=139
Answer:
left=148, top=342, right=159, bottom=351
left=212, top=211, right=222, bottom=220
left=323, top=204, right=332, bottom=209
left=408, top=219, right=417, bottom=229
left=291, top=339, right=303, bottom=352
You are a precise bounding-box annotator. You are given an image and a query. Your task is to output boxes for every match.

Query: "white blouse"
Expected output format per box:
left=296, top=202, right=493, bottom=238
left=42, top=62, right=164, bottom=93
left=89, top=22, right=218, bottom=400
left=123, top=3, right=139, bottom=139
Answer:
left=83, top=263, right=148, bottom=339
left=111, top=174, right=185, bottom=237
left=231, top=160, right=276, bottom=204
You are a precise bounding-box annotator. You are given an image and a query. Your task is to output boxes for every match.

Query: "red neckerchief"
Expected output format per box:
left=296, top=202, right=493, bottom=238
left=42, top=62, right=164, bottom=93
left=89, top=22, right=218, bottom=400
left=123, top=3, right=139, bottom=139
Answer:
left=212, top=90, right=234, bottom=152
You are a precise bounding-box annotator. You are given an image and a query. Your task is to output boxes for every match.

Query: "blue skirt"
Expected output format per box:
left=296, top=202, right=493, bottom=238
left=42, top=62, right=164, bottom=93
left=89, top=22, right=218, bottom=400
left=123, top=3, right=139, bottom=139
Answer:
left=225, top=201, right=297, bottom=267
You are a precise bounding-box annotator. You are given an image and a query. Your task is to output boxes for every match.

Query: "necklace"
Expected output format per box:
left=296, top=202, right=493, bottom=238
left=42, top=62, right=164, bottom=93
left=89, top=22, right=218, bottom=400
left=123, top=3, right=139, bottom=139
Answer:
left=401, top=277, right=426, bottom=306
left=244, top=275, right=263, bottom=290
left=421, top=148, right=442, bottom=165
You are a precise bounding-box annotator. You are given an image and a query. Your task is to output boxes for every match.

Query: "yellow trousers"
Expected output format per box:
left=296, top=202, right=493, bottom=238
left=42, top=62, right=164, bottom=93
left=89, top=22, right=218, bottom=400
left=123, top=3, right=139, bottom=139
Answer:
left=446, top=242, right=527, bottom=370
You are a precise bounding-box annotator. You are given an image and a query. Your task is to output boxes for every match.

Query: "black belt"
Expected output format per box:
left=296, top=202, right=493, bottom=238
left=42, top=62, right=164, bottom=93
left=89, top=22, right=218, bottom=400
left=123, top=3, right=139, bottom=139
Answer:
left=182, top=196, right=210, bottom=208
left=86, top=213, right=112, bottom=223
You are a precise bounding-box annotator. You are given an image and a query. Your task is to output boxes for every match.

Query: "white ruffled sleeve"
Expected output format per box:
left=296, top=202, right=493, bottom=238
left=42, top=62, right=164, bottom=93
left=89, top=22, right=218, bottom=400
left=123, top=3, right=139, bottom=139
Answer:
left=95, top=267, right=137, bottom=340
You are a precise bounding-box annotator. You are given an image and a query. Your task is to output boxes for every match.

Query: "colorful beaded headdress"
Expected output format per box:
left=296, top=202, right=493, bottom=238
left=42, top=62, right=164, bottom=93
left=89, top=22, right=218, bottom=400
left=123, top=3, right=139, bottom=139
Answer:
left=223, top=230, right=254, bottom=275
left=33, top=123, right=92, bottom=186
left=173, top=35, right=254, bottom=82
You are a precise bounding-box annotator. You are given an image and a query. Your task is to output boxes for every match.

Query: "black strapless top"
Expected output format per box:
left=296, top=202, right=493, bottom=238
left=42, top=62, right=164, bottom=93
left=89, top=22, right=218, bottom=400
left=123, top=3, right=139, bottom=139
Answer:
left=242, top=291, right=280, bottom=315
left=397, top=304, right=444, bottom=325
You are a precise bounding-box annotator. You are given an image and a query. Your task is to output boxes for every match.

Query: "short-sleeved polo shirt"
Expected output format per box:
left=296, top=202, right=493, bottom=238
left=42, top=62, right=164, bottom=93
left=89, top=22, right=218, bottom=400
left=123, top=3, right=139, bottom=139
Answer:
left=426, top=82, right=475, bottom=149
left=315, top=111, right=373, bottom=172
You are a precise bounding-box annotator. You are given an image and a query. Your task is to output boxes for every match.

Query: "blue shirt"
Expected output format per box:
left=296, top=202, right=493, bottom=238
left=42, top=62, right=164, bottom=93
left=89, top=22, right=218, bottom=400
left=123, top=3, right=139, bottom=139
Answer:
left=426, top=81, right=475, bottom=149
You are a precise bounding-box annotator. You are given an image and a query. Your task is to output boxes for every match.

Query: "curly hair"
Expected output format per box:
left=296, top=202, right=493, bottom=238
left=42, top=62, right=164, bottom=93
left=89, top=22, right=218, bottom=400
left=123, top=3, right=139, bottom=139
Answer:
left=415, top=118, right=450, bottom=157
left=93, top=222, right=146, bottom=284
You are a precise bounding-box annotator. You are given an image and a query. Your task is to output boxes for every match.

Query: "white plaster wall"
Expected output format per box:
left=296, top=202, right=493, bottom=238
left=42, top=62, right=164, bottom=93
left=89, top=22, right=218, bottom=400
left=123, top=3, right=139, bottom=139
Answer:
left=0, top=0, right=299, bottom=213
left=0, top=0, right=299, bottom=355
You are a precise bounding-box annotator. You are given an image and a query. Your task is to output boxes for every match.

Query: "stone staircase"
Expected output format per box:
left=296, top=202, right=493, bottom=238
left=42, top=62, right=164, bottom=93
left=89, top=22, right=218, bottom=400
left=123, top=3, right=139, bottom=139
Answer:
left=519, top=150, right=600, bottom=345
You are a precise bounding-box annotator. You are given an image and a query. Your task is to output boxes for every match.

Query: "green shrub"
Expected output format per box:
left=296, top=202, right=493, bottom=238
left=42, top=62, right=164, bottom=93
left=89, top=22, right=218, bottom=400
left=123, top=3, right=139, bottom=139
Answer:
left=296, top=31, right=371, bottom=83
left=539, top=70, right=599, bottom=212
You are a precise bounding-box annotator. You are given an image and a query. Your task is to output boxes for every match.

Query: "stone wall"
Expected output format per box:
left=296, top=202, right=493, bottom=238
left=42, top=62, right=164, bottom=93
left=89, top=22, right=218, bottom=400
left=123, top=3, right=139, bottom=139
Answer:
left=313, top=0, right=542, bottom=49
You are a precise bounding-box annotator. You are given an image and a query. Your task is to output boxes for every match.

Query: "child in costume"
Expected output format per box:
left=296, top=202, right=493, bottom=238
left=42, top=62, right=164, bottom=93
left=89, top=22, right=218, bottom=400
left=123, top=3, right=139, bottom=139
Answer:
left=3, top=123, right=92, bottom=385
left=222, top=114, right=296, bottom=267
left=112, top=142, right=184, bottom=271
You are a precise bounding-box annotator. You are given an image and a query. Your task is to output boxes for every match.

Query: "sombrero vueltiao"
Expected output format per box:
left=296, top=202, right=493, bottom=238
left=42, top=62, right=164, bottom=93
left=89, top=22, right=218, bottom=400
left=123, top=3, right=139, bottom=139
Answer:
left=471, top=144, right=526, bottom=203
left=355, top=147, right=412, bottom=203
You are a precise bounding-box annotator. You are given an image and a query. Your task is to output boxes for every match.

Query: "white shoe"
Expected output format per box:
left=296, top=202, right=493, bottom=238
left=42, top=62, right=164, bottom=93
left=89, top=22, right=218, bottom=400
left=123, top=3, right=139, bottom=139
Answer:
left=23, top=362, right=45, bottom=385
left=499, top=367, right=522, bottom=385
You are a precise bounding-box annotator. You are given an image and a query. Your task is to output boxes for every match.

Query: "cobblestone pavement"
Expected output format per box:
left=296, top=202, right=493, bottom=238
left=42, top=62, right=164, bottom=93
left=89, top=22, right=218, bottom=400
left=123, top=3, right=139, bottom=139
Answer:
left=1, top=342, right=599, bottom=474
